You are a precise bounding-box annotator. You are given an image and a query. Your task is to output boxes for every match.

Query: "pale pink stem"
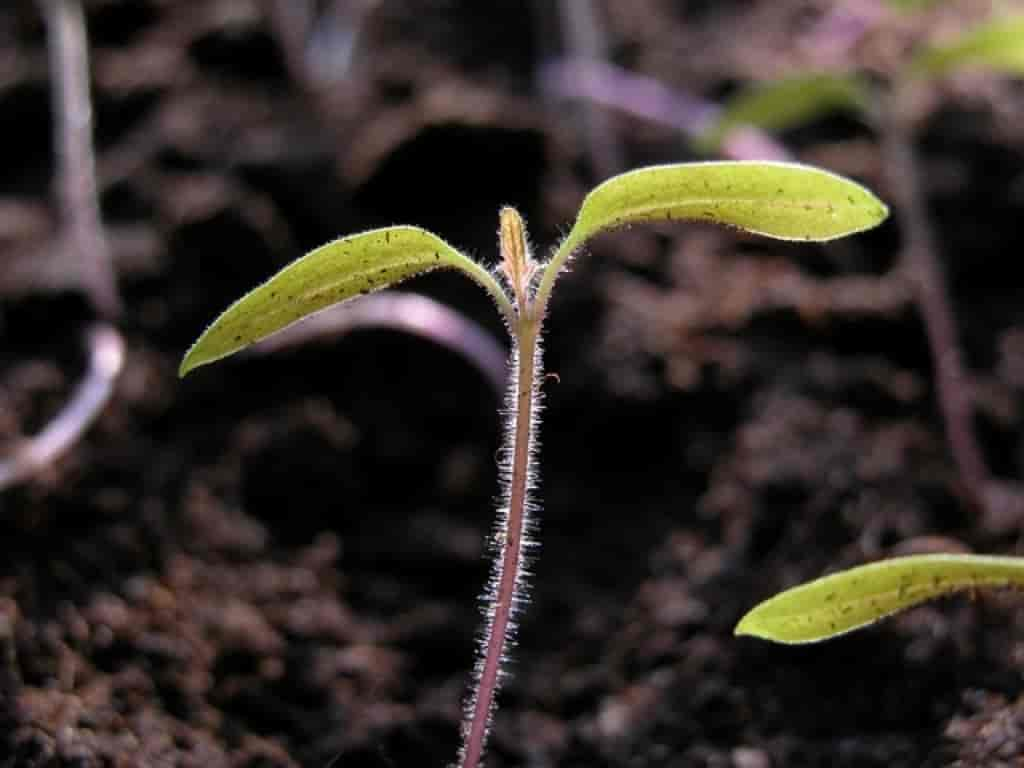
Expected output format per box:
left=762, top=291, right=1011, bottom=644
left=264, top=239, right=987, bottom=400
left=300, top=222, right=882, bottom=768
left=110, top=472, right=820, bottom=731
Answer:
left=880, top=94, right=990, bottom=513
left=539, top=57, right=791, bottom=161
left=249, top=291, right=507, bottom=397
left=42, top=0, right=120, bottom=318
left=459, top=319, right=540, bottom=768
left=0, top=325, right=124, bottom=490
left=556, top=0, right=623, bottom=177
left=540, top=57, right=720, bottom=138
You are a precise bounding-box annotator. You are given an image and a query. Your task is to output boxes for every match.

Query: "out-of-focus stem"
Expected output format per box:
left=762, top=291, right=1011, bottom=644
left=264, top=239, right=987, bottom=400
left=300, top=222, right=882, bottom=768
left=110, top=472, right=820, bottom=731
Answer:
left=539, top=58, right=792, bottom=161
left=42, top=0, right=121, bottom=318
left=555, top=0, right=623, bottom=178
left=540, top=57, right=720, bottom=138
left=0, top=325, right=124, bottom=491
left=250, top=291, right=508, bottom=397
left=880, top=89, right=990, bottom=513
left=4, top=2, right=126, bottom=492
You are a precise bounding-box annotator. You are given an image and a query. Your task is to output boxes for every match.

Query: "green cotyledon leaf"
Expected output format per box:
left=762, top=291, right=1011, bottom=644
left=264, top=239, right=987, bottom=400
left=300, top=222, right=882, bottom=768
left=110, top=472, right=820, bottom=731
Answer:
left=180, top=226, right=508, bottom=376
left=541, top=162, right=887, bottom=298
left=909, top=16, right=1024, bottom=79
left=735, top=553, right=1024, bottom=645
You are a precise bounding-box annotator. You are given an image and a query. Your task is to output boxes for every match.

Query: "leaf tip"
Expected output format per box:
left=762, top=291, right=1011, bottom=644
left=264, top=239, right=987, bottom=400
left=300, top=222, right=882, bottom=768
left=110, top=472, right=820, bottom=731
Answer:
left=871, top=197, right=890, bottom=226
left=733, top=611, right=770, bottom=641
left=179, top=329, right=226, bottom=378
left=837, top=179, right=889, bottom=238
left=178, top=346, right=202, bottom=378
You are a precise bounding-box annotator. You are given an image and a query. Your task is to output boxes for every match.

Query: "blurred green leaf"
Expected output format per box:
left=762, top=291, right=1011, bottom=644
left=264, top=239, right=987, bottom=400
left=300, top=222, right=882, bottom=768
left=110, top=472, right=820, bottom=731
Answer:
left=180, top=226, right=501, bottom=376
left=695, top=74, right=870, bottom=154
left=735, top=553, right=1024, bottom=644
left=910, top=16, right=1024, bottom=78
left=885, top=0, right=944, bottom=11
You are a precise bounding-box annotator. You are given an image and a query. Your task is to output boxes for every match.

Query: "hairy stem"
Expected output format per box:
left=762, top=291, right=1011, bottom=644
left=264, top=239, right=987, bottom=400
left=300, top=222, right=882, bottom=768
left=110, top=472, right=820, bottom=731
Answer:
left=459, top=315, right=541, bottom=768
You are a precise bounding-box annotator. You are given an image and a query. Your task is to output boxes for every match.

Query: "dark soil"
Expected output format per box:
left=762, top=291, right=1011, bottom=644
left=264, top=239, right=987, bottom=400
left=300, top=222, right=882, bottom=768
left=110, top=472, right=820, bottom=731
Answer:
left=3, top=1, right=1024, bottom=766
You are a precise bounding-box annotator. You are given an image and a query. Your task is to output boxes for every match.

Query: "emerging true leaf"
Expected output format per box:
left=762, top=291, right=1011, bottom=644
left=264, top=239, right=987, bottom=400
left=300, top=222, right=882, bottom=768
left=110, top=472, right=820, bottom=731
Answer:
left=694, top=74, right=869, bottom=154
left=735, top=553, right=1024, bottom=644
left=910, top=16, right=1024, bottom=78
left=180, top=226, right=495, bottom=376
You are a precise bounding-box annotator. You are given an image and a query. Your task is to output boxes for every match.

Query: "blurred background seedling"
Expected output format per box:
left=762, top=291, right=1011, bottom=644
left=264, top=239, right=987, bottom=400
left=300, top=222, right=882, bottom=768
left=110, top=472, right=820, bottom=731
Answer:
left=1, top=0, right=124, bottom=492
left=716, top=12, right=1024, bottom=680
left=694, top=12, right=1024, bottom=527
left=2, top=0, right=504, bottom=493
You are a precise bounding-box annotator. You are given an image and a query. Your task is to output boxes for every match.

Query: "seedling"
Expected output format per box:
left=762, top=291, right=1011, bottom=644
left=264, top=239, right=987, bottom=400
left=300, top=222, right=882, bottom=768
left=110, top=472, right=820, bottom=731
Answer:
left=181, top=161, right=886, bottom=768
left=718, top=14, right=1024, bottom=649
left=1, top=0, right=124, bottom=492
left=696, top=14, right=1024, bottom=156
left=699, top=14, right=1024, bottom=520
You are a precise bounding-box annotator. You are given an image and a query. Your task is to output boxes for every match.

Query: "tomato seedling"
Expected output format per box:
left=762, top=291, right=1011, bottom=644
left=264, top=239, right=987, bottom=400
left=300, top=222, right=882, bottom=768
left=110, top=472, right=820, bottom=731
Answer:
left=181, top=160, right=886, bottom=768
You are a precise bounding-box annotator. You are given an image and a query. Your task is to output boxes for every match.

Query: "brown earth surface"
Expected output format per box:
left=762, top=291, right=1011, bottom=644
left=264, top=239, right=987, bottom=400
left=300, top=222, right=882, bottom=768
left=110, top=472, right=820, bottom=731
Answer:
left=3, top=1, right=1024, bottom=766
